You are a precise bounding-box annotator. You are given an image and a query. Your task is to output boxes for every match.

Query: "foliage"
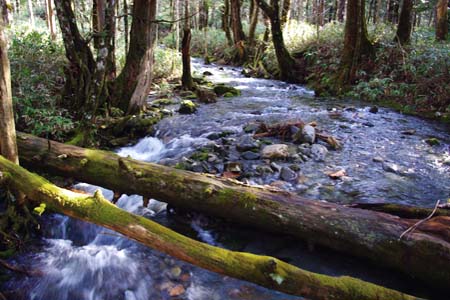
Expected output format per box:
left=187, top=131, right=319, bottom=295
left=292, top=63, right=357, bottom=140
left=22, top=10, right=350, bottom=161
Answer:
left=9, top=30, right=76, bottom=141
left=153, top=46, right=182, bottom=80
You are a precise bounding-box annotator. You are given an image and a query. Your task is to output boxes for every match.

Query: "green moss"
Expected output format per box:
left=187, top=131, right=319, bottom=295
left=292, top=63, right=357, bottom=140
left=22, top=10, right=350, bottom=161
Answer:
left=425, top=137, right=440, bottom=146
left=66, top=132, right=84, bottom=146
left=190, top=149, right=209, bottom=161
left=213, top=84, right=240, bottom=97
left=223, top=92, right=235, bottom=98
left=179, top=100, right=197, bottom=114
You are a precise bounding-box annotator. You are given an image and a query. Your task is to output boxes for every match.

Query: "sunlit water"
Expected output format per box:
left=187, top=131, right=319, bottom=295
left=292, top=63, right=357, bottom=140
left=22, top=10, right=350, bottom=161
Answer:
left=3, top=59, right=450, bottom=300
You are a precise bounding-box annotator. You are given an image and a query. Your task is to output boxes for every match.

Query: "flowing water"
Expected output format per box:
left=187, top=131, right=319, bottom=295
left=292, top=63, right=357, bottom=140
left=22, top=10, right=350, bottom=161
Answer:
left=2, top=59, right=450, bottom=300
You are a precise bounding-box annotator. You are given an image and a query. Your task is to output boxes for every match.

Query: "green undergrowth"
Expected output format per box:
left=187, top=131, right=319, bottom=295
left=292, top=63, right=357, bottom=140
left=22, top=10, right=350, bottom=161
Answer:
left=9, top=29, right=76, bottom=142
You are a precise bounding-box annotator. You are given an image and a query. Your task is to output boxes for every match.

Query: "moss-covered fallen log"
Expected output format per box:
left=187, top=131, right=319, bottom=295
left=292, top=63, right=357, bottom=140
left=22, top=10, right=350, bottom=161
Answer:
left=16, top=133, right=450, bottom=289
left=0, top=156, right=421, bottom=300
left=348, top=202, right=450, bottom=219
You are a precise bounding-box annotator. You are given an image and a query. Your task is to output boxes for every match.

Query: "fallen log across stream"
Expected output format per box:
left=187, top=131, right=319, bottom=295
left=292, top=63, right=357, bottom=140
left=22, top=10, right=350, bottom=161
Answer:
left=15, top=132, right=450, bottom=290
left=0, top=156, right=421, bottom=300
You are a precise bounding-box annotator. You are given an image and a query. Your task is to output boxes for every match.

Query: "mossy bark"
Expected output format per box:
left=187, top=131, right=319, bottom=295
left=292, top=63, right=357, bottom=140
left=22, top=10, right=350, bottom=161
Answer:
left=436, top=0, right=449, bottom=41
left=0, top=155, right=422, bottom=300
left=15, top=133, right=450, bottom=290
left=336, top=0, right=373, bottom=89
left=257, top=0, right=300, bottom=82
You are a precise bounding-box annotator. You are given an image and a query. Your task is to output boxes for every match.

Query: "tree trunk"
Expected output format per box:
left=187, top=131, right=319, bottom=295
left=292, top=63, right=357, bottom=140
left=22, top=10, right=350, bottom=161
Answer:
left=336, top=0, right=373, bottom=87
left=281, top=0, right=291, bottom=26
left=45, top=0, right=56, bottom=40
left=181, top=0, right=194, bottom=90
left=337, top=0, right=345, bottom=21
left=248, top=0, right=259, bottom=45
left=257, top=0, right=299, bottom=82
left=123, top=0, right=129, bottom=52
left=373, top=0, right=381, bottom=23
left=230, top=0, right=247, bottom=63
left=111, top=0, right=157, bottom=114
left=395, top=0, right=413, bottom=45
left=0, top=156, right=422, bottom=300
left=436, top=0, right=448, bottom=41
left=0, top=21, right=18, bottom=164
left=222, top=0, right=233, bottom=46
left=199, top=0, right=209, bottom=29
left=0, top=0, right=9, bottom=25
left=15, top=132, right=450, bottom=289
left=27, top=0, right=34, bottom=27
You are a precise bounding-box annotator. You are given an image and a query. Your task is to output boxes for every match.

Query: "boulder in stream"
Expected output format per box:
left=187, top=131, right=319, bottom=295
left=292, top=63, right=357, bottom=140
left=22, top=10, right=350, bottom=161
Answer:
left=178, top=100, right=197, bottom=114
left=262, top=144, right=289, bottom=159
left=311, top=144, right=328, bottom=161
left=292, top=124, right=316, bottom=144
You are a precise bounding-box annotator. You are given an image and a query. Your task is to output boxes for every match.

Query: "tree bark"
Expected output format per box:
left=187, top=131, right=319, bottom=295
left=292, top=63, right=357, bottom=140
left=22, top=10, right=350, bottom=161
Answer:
left=337, top=0, right=345, bottom=21
left=45, top=0, right=56, bottom=40
left=230, top=0, right=247, bottom=63
left=257, top=0, right=300, bottom=82
left=123, top=0, right=129, bottom=52
left=0, top=155, right=422, bottom=300
left=27, top=0, right=34, bottom=27
left=336, top=0, right=373, bottom=87
left=181, top=0, right=194, bottom=90
left=15, top=133, right=450, bottom=289
left=436, top=0, right=448, bottom=41
left=281, top=0, right=291, bottom=26
left=0, top=20, right=18, bottom=164
left=111, top=0, right=157, bottom=114
left=222, top=0, right=233, bottom=46
left=248, top=0, right=259, bottom=45
left=0, top=0, right=10, bottom=25
left=395, top=0, right=414, bottom=45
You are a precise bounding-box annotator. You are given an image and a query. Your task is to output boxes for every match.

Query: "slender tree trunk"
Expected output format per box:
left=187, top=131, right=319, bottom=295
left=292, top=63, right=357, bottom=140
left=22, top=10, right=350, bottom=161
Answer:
left=337, top=0, right=373, bottom=87
left=395, top=0, right=414, bottom=45
left=181, top=0, right=194, bottom=89
left=222, top=0, right=233, bottom=46
left=45, top=0, right=56, bottom=39
left=318, top=0, right=324, bottom=25
left=27, top=0, right=34, bottom=27
left=373, top=0, right=381, bottom=23
left=112, top=0, right=157, bottom=114
left=123, top=0, right=129, bottom=51
left=0, top=0, right=9, bottom=25
left=230, top=0, right=247, bottom=63
left=436, top=0, right=448, bottom=40
left=337, top=0, right=345, bottom=21
left=199, top=0, right=209, bottom=29
left=281, top=0, right=291, bottom=26
left=0, top=21, right=18, bottom=164
left=248, top=0, right=259, bottom=45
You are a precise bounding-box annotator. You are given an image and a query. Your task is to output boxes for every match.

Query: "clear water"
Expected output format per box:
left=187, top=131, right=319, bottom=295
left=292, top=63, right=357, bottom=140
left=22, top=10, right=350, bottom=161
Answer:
left=3, top=59, right=450, bottom=300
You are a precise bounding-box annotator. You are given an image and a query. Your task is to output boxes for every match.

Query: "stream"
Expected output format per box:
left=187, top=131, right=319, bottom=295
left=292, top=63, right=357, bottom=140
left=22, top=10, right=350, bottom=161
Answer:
left=2, top=59, right=450, bottom=300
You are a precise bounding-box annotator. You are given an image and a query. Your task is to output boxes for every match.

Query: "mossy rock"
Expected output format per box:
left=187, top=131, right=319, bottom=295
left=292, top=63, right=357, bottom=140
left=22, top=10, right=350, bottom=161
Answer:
left=193, top=76, right=209, bottom=85
left=152, top=98, right=175, bottom=107
left=178, top=100, right=197, bottom=114
left=213, top=84, right=241, bottom=97
left=223, top=92, right=235, bottom=98
left=426, top=137, right=440, bottom=146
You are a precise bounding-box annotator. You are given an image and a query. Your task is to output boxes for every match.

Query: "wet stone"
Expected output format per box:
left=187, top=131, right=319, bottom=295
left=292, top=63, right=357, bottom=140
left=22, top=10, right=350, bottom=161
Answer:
left=311, top=144, right=328, bottom=161
left=236, top=135, right=259, bottom=152
left=241, top=151, right=260, bottom=160
left=369, top=106, right=379, bottom=113
left=262, top=144, right=290, bottom=159
left=280, top=167, right=297, bottom=181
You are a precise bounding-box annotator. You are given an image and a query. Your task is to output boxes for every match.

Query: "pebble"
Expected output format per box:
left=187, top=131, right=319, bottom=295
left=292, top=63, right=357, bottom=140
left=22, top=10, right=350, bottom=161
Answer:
left=311, top=144, right=328, bottom=161
left=280, top=167, right=297, bottom=181
left=241, top=151, right=260, bottom=160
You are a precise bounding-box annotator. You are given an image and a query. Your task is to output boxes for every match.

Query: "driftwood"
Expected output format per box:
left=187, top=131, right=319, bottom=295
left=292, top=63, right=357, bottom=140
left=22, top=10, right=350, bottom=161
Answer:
left=0, top=156, right=421, bottom=300
left=253, top=121, right=341, bottom=149
left=15, top=133, right=450, bottom=290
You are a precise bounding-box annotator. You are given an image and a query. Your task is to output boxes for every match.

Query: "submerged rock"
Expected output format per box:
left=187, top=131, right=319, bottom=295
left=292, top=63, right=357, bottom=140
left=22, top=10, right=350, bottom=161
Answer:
left=196, top=87, right=217, bottom=104
left=241, top=151, right=260, bottom=160
left=178, top=100, right=197, bottom=114
left=213, top=84, right=240, bottom=97
left=293, top=125, right=316, bottom=144
left=236, top=135, right=259, bottom=152
left=280, top=167, right=297, bottom=181
left=310, top=144, right=328, bottom=161
left=369, top=106, right=379, bottom=114
left=425, top=138, right=440, bottom=146
left=262, top=144, right=289, bottom=159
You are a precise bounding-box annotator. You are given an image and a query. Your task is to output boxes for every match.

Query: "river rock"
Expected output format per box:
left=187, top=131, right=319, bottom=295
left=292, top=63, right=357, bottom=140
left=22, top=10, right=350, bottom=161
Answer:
left=443, top=158, right=450, bottom=166
left=241, top=151, right=260, bottom=160
left=196, top=87, right=217, bottom=104
left=262, top=144, right=289, bottom=159
left=213, top=84, right=240, bottom=97
left=256, top=165, right=274, bottom=175
left=178, top=100, right=197, bottom=114
left=310, top=144, right=328, bottom=161
left=293, top=125, right=316, bottom=144
left=243, top=122, right=261, bottom=133
left=280, top=167, right=297, bottom=181
left=225, top=162, right=243, bottom=173
left=236, top=135, right=259, bottom=152
left=203, top=71, right=213, bottom=76
left=270, top=162, right=282, bottom=172
left=369, top=106, right=379, bottom=113
left=382, top=162, right=407, bottom=175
